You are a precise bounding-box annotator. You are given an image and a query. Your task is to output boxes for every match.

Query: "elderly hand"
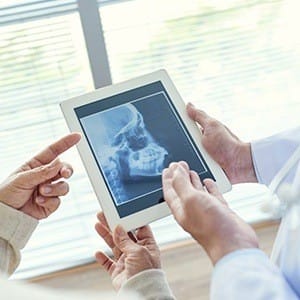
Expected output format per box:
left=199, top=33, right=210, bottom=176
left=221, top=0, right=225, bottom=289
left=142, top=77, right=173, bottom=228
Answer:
left=95, top=212, right=161, bottom=291
left=0, top=133, right=81, bottom=220
left=162, top=161, right=259, bottom=265
left=187, top=103, right=257, bottom=184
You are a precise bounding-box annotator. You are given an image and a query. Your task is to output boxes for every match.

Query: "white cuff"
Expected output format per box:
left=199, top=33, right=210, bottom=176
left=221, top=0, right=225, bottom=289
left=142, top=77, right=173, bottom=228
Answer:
left=118, top=269, right=175, bottom=300
left=211, top=248, right=299, bottom=300
left=213, top=248, right=267, bottom=272
left=251, top=127, right=300, bottom=186
left=0, top=202, right=38, bottom=250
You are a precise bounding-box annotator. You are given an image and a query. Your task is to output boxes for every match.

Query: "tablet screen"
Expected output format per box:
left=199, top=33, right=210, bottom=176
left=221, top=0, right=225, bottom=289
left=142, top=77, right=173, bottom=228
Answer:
left=75, top=81, right=215, bottom=217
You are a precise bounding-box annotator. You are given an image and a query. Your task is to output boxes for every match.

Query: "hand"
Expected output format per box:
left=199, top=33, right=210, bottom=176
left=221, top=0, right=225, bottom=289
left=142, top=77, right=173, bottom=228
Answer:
left=162, top=161, right=259, bottom=265
left=95, top=212, right=161, bottom=291
left=0, top=133, right=81, bottom=219
left=186, top=103, right=257, bottom=184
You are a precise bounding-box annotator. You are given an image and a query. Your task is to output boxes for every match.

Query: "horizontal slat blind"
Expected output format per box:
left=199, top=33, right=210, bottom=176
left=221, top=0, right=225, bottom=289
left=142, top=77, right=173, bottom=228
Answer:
left=99, top=0, right=300, bottom=139
left=0, top=0, right=77, bottom=25
left=98, top=0, right=300, bottom=250
left=1, top=0, right=300, bottom=279
left=0, top=1, right=99, bottom=279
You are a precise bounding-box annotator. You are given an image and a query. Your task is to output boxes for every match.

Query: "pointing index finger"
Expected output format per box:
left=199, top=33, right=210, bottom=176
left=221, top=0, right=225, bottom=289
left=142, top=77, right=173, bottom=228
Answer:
left=162, top=168, right=182, bottom=213
left=171, top=163, right=195, bottom=200
left=28, top=133, right=81, bottom=168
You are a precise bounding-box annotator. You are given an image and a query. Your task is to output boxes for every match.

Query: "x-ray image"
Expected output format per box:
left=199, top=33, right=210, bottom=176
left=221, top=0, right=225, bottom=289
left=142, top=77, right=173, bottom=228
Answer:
left=81, top=102, right=170, bottom=205
left=110, top=104, right=168, bottom=178
left=78, top=84, right=214, bottom=216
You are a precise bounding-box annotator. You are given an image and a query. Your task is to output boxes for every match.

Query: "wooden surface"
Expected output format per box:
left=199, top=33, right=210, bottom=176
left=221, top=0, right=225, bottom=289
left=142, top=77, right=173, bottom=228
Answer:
left=32, top=222, right=279, bottom=300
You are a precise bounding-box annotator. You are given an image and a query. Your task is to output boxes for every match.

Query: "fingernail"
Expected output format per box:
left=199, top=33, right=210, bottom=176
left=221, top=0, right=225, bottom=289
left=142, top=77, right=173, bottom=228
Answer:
left=43, top=186, right=52, bottom=194
left=116, top=225, right=126, bottom=237
left=187, top=102, right=194, bottom=108
left=63, top=168, right=72, bottom=178
left=37, top=196, right=46, bottom=204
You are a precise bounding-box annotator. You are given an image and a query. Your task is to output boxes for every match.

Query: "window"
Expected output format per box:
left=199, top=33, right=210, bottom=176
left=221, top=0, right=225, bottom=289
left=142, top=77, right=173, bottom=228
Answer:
left=98, top=0, right=300, bottom=219
left=0, top=0, right=299, bottom=278
left=0, top=1, right=99, bottom=279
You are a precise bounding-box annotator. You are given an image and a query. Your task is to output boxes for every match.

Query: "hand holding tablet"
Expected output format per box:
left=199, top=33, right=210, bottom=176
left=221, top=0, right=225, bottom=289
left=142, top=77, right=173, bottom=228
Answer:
left=60, top=70, right=231, bottom=231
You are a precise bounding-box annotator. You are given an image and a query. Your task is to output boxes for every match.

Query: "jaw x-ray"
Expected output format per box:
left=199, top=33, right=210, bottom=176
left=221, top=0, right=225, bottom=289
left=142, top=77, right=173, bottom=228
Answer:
left=83, top=103, right=170, bottom=205
left=78, top=81, right=214, bottom=217
left=109, top=104, right=168, bottom=179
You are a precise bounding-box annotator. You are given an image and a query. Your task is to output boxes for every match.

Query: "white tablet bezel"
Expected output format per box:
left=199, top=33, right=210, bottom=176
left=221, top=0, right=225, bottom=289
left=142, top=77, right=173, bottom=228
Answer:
left=60, top=69, right=231, bottom=231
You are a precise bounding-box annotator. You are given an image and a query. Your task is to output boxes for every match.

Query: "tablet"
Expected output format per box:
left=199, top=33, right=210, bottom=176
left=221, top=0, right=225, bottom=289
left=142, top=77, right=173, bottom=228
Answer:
left=60, top=70, right=231, bottom=231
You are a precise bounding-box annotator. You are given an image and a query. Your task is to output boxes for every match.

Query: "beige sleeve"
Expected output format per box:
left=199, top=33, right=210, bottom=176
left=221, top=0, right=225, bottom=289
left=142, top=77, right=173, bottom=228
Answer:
left=0, top=202, right=38, bottom=276
left=118, top=269, right=176, bottom=300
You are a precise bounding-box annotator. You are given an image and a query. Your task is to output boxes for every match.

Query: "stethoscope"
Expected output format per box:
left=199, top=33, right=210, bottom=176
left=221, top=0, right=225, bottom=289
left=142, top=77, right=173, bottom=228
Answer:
left=260, top=145, right=300, bottom=262
left=261, top=145, right=300, bottom=218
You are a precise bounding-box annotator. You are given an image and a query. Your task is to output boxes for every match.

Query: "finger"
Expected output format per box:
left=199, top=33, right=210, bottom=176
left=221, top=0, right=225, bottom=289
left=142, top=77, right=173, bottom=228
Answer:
left=162, top=168, right=184, bottom=214
left=136, top=225, right=155, bottom=241
left=18, top=159, right=63, bottom=187
left=190, top=170, right=204, bottom=190
left=136, top=225, right=158, bottom=248
left=58, top=162, right=74, bottom=179
left=95, top=221, right=122, bottom=259
left=33, top=162, right=74, bottom=183
left=27, top=133, right=81, bottom=168
left=186, top=103, right=210, bottom=128
left=97, top=211, right=110, bottom=230
left=60, top=163, right=73, bottom=178
left=39, top=181, right=69, bottom=197
left=95, top=251, right=116, bottom=275
left=203, top=179, right=226, bottom=204
left=113, top=225, right=140, bottom=254
left=178, top=161, right=190, bottom=172
left=95, top=222, right=115, bottom=249
left=128, top=231, right=138, bottom=243
left=36, top=196, right=60, bottom=214
left=171, top=164, right=195, bottom=200
left=203, top=179, right=221, bottom=197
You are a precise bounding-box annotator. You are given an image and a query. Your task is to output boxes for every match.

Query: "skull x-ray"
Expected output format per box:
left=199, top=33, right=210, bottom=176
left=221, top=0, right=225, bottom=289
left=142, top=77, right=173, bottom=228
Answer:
left=110, top=104, right=168, bottom=178
left=81, top=103, right=170, bottom=205
left=78, top=82, right=214, bottom=217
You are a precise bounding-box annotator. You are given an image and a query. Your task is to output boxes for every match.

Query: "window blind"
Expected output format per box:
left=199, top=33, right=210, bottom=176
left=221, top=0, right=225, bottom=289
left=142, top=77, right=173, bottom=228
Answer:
left=99, top=0, right=300, bottom=220
left=0, top=0, right=77, bottom=25
left=99, top=0, right=300, bottom=140
left=1, top=0, right=299, bottom=279
left=0, top=1, right=100, bottom=279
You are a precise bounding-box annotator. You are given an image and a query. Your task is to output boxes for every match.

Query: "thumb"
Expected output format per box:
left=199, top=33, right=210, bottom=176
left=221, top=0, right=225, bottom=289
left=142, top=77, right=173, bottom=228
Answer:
left=113, top=225, right=139, bottom=254
left=17, top=159, right=62, bottom=188
left=186, top=103, right=210, bottom=127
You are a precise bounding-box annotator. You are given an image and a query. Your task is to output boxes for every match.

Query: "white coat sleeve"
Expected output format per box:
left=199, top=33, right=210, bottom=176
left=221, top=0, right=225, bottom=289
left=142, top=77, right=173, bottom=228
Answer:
left=211, top=249, right=299, bottom=300
left=251, top=126, right=300, bottom=186
left=0, top=202, right=38, bottom=276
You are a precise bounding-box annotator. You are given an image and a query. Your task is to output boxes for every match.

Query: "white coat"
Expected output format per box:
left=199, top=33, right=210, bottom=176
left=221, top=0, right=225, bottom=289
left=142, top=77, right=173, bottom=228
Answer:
left=211, top=127, right=300, bottom=300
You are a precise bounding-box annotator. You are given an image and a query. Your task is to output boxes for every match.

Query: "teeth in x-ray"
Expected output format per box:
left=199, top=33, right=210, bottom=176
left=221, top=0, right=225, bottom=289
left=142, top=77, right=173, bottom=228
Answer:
left=128, top=142, right=168, bottom=177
